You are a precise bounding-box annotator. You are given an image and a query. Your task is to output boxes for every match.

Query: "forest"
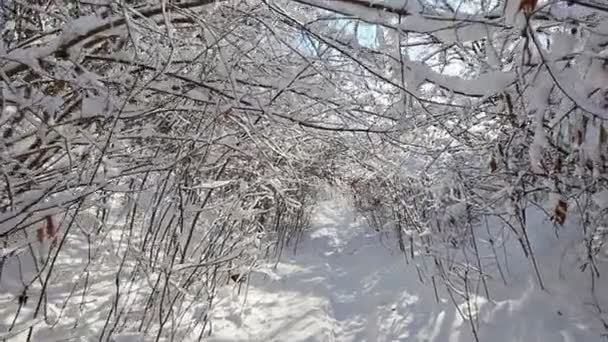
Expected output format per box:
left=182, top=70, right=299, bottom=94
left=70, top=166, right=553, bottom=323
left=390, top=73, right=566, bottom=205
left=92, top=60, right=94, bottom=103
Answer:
left=1, top=0, right=608, bottom=340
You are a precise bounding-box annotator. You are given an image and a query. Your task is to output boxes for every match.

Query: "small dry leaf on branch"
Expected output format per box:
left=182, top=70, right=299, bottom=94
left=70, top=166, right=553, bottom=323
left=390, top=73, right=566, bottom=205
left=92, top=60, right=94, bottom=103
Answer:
left=36, top=216, right=57, bottom=243
left=552, top=155, right=562, bottom=174
left=518, top=0, right=538, bottom=15
left=576, top=129, right=584, bottom=146
left=553, top=199, right=568, bottom=225
left=490, top=157, right=498, bottom=173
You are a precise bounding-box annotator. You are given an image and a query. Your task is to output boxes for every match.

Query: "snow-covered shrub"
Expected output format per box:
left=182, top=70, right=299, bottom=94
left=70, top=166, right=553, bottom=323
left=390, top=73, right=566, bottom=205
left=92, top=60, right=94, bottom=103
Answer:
left=0, top=1, right=340, bottom=339
left=2, top=0, right=608, bottom=339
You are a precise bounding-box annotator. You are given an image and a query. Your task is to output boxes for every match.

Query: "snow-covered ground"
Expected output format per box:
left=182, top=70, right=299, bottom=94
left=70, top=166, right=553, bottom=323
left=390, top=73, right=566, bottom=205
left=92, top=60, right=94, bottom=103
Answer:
left=208, top=196, right=608, bottom=342
left=2, top=194, right=608, bottom=341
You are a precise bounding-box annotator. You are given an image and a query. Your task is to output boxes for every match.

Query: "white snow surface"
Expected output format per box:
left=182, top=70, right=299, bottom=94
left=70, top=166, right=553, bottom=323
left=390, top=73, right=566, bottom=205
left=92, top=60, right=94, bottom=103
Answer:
left=208, top=196, right=608, bottom=342
left=2, top=194, right=608, bottom=341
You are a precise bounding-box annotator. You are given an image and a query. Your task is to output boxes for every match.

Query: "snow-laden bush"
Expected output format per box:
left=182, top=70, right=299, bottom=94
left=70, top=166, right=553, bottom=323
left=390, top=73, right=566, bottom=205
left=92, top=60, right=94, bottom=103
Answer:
left=2, top=0, right=608, bottom=339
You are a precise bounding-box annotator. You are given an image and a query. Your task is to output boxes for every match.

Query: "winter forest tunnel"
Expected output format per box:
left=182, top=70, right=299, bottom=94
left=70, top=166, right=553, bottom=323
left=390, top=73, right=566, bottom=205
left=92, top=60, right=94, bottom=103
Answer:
left=1, top=0, right=608, bottom=340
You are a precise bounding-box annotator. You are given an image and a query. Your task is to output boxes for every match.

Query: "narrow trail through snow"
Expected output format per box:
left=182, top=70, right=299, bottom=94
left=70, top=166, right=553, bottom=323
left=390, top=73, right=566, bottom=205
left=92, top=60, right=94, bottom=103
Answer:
left=208, top=200, right=462, bottom=342
left=2, top=197, right=605, bottom=341
left=208, top=198, right=607, bottom=342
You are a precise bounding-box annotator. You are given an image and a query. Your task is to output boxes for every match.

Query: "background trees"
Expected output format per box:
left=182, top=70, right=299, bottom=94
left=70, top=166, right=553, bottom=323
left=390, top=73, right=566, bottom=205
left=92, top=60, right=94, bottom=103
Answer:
left=1, top=0, right=608, bottom=340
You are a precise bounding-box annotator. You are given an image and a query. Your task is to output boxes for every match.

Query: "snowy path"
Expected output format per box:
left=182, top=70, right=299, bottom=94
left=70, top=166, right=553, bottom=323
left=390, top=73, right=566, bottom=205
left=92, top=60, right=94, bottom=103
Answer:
left=207, top=200, right=466, bottom=342
left=2, top=200, right=605, bottom=341
left=208, top=198, right=608, bottom=342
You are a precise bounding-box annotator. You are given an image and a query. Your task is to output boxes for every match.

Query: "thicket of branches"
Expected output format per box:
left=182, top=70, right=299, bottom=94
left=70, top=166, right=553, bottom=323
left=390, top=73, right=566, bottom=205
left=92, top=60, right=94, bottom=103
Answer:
left=1, top=0, right=608, bottom=340
left=337, top=0, right=608, bottom=338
